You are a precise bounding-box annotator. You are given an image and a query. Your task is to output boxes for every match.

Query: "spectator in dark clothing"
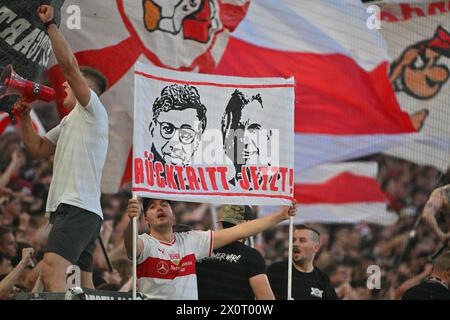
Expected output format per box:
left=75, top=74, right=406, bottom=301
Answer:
left=197, top=205, right=274, bottom=300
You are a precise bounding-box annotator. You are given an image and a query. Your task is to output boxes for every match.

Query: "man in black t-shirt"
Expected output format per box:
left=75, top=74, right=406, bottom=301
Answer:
left=402, top=250, right=450, bottom=300
left=268, top=225, right=338, bottom=300
left=197, top=205, right=275, bottom=300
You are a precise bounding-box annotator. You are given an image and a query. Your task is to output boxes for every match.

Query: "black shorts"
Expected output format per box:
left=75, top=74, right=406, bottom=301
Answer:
left=44, top=203, right=102, bottom=272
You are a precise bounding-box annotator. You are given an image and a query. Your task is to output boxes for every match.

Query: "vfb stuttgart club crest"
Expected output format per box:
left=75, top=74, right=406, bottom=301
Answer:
left=169, top=253, right=181, bottom=266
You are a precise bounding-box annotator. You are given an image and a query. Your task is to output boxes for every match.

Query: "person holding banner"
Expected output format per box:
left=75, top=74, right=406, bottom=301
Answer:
left=422, top=184, right=450, bottom=249
left=14, top=5, right=109, bottom=292
left=124, top=198, right=296, bottom=300
left=267, top=225, right=337, bottom=300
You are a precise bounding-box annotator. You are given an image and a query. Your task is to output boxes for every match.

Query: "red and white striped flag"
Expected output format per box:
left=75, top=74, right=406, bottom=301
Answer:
left=215, top=0, right=421, bottom=172
left=261, top=162, right=397, bottom=226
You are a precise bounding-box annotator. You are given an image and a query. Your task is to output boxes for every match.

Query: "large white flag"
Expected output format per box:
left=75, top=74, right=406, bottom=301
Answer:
left=132, top=62, right=294, bottom=205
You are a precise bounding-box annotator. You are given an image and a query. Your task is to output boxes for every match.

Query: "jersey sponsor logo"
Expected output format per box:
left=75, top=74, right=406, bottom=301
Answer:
left=156, top=261, right=170, bottom=275
left=137, top=254, right=196, bottom=280
left=310, top=287, right=323, bottom=298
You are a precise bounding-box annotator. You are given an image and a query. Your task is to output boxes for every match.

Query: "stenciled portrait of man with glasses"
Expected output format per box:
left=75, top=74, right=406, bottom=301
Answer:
left=149, top=84, right=207, bottom=167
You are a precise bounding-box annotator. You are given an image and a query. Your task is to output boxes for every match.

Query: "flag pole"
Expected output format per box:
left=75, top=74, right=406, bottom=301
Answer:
left=287, top=215, right=294, bottom=300
left=132, top=194, right=138, bottom=300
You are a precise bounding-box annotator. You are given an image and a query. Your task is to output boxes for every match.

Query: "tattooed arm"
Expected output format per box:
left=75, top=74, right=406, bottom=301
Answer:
left=422, top=185, right=450, bottom=244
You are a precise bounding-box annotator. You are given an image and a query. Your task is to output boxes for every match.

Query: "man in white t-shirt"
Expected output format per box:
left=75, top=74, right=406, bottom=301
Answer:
left=124, top=198, right=297, bottom=300
left=14, top=5, right=109, bottom=292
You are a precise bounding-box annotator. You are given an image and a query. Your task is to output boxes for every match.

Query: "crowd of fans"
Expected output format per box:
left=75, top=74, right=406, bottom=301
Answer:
left=0, top=127, right=449, bottom=299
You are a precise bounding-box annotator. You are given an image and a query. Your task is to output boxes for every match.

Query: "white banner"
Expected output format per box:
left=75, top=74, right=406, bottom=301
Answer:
left=132, top=62, right=294, bottom=205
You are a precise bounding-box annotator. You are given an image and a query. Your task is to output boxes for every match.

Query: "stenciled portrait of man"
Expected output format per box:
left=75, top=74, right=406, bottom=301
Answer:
left=221, top=90, right=274, bottom=186
left=149, top=84, right=207, bottom=166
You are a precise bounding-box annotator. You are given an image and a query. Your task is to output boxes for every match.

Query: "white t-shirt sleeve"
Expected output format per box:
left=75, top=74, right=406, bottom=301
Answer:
left=44, top=124, right=61, bottom=145
left=187, top=230, right=214, bottom=261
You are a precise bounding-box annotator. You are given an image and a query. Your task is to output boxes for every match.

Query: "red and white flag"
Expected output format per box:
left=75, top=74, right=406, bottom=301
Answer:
left=261, top=162, right=397, bottom=226
left=215, top=0, right=421, bottom=172
left=48, top=0, right=250, bottom=193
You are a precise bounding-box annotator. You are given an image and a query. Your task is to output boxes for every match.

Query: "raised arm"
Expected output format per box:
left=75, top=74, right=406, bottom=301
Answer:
left=422, top=185, right=450, bottom=244
left=0, top=150, right=20, bottom=188
left=37, top=5, right=91, bottom=107
left=0, top=248, right=34, bottom=300
left=124, top=199, right=144, bottom=259
left=213, top=201, right=297, bottom=249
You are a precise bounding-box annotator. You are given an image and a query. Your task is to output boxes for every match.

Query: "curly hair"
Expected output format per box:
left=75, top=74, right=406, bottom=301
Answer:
left=152, top=84, right=207, bottom=132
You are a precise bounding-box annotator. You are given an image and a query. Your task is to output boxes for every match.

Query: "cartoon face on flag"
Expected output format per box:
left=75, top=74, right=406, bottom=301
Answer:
left=141, top=0, right=218, bottom=43
left=133, top=62, right=295, bottom=205
left=121, top=0, right=224, bottom=68
left=390, top=26, right=450, bottom=100
left=380, top=2, right=450, bottom=171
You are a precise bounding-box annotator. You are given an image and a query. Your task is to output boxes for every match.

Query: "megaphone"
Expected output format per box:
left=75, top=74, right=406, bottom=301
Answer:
left=0, top=65, right=56, bottom=120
